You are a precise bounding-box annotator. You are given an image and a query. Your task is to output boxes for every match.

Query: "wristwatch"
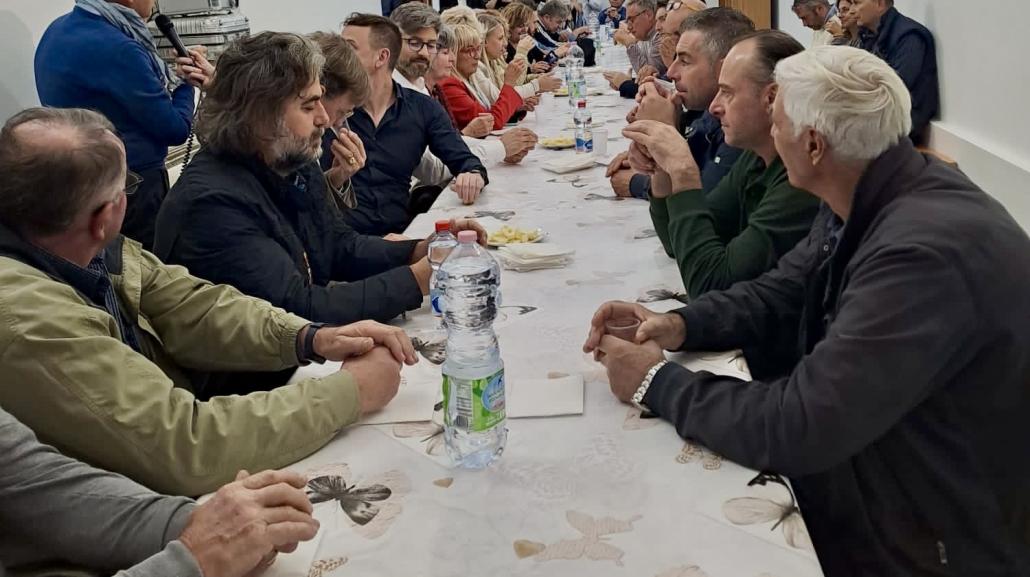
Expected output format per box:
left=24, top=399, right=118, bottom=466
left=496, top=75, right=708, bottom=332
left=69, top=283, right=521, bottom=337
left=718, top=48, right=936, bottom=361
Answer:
left=632, top=360, right=669, bottom=412
left=303, top=322, right=328, bottom=364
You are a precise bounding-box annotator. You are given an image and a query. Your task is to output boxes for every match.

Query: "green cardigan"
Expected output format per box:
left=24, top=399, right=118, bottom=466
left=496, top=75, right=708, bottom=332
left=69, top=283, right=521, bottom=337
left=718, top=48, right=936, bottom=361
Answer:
left=650, top=151, right=820, bottom=298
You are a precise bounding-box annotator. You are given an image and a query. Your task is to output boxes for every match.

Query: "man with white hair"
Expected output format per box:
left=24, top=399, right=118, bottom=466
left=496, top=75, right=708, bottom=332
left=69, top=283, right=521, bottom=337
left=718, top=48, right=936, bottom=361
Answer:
left=791, top=0, right=841, bottom=46
left=585, top=46, right=1030, bottom=574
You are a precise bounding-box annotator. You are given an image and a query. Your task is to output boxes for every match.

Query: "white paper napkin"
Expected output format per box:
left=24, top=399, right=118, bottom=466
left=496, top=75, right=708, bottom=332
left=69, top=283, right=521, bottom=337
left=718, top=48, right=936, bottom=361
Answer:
left=507, top=374, right=585, bottom=418
left=541, top=154, right=598, bottom=174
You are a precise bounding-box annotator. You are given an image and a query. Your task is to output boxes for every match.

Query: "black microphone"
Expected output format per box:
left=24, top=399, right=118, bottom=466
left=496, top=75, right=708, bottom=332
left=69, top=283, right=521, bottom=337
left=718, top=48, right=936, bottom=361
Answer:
left=154, top=13, right=190, bottom=59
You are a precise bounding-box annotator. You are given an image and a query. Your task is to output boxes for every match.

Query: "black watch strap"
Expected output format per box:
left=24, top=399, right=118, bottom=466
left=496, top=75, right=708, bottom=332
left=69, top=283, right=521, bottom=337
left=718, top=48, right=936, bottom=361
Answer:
left=303, top=323, right=328, bottom=364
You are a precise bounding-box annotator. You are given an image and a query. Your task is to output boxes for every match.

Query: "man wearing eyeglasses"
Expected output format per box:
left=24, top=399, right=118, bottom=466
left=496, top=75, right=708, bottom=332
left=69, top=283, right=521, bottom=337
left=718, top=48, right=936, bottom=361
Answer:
left=385, top=4, right=534, bottom=193
left=341, top=13, right=489, bottom=233
left=614, top=0, right=665, bottom=75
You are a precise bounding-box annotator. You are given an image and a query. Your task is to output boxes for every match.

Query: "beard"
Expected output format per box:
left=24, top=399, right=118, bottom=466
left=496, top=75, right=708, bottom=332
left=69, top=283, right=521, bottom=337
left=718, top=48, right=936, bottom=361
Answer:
left=268, top=127, right=323, bottom=174
left=397, top=57, right=430, bottom=81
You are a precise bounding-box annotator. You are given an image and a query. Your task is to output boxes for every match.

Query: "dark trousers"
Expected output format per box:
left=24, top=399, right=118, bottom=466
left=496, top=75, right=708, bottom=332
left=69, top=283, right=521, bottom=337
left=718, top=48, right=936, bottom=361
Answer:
left=122, top=167, right=169, bottom=252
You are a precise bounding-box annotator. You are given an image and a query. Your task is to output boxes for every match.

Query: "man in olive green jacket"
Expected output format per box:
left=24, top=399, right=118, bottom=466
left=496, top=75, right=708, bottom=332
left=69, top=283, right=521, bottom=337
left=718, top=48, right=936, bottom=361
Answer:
left=0, top=107, right=415, bottom=496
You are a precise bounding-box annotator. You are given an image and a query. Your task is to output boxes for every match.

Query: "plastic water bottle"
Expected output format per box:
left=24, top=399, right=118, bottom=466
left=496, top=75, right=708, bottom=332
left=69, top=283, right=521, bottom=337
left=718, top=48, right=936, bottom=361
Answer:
left=590, top=20, right=600, bottom=51
left=574, top=100, right=593, bottom=153
left=567, top=44, right=585, bottom=110
left=427, top=219, right=458, bottom=316
left=438, top=231, right=506, bottom=469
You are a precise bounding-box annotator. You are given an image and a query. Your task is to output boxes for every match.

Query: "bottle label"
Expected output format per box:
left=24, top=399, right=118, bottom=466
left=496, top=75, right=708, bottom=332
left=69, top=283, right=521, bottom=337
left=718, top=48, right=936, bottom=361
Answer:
left=442, top=368, right=506, bottom=433
left=430, top=287, right=443, bottom=316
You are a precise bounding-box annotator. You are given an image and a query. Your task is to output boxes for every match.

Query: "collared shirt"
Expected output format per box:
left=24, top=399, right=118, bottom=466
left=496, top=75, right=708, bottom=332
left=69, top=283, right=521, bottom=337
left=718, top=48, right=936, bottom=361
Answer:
left=337, top=81, right=487, bottom=236
left=33, top=249, right=142, bottom=353
left=626, top=27, right=662, bottom=74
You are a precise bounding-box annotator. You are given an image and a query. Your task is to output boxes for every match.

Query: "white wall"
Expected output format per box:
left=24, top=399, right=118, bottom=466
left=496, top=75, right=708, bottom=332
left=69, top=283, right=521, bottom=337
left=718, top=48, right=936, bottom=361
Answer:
left=777, top=0, right=1030, bottom=229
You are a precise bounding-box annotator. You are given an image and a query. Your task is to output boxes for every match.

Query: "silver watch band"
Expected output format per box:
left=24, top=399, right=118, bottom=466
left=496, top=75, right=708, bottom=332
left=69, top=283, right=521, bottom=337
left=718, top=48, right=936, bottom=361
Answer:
left=632, top=359, right=669, bottom=411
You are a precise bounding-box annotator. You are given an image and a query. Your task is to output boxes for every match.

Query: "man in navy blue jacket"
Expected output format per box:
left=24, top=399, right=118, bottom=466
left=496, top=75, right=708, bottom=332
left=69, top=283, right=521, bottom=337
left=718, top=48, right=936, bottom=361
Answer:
left=156, top=32, right=487, bottom=327
left=337, top=14, right=487, bottom=236
left=853, top=0, right=939, bottom=144
left=608, top=7, right=753, bottom=199
left=34, top=0, right=210, bottom=250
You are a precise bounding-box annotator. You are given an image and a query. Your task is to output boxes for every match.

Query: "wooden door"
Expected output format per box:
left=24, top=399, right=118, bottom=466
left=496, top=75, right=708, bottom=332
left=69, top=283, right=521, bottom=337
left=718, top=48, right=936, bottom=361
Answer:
left=719, top=0, right=773, bottom=29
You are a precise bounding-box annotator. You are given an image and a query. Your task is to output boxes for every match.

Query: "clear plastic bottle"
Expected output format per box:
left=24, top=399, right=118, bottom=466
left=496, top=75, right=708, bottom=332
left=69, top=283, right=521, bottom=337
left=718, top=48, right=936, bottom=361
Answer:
left=427, top=220, right=458, bottom=317
left=438, top=230, right=506, bottom=469
left=574, top=100, right=593, bottom=153
left=567, top=44, right=585, bottom=110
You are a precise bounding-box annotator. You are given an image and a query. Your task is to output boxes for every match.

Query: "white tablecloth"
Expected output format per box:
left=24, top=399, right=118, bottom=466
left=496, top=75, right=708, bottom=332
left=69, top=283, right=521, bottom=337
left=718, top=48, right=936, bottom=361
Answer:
left=260, top=59, right=824, bottom=577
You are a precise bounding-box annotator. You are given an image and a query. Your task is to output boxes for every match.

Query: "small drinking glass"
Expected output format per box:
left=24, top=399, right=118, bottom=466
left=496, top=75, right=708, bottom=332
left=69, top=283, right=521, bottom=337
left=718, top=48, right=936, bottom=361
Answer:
left=605, top=317, right=641, bottom=342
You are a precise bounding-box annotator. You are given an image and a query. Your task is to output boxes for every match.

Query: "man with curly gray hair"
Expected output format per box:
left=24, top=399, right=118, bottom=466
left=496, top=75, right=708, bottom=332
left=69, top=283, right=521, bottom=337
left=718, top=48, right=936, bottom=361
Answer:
left=587, top=45, right=1030, bottom=576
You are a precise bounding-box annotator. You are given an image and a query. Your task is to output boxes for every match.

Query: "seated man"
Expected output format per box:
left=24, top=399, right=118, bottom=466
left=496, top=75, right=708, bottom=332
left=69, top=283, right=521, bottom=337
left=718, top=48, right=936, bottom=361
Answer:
left=598, top=0, right=627, bottom=27
left=623, top=31, right=820, bottom=299
left=388, top=3, right=536, bottom=185
left=853, top=0, right=939, bottom=144
left=791, top=0, right=842, bottom=46
left=607, top=6, right=752, bottom=199
left=531, top=0, right=580, bottom=65
left=0, top=106, right=411, bottom=496
left=613, top=0, right=665, bottom=75
left=157, top=32, right=485, bottom=326
left=604, top=0, right=706, bottom=99
left=1, top=405, right=317, bottom=577
left=341, top=14, right=488, bottom=233
left=586, top=46, right=1030, bottom=575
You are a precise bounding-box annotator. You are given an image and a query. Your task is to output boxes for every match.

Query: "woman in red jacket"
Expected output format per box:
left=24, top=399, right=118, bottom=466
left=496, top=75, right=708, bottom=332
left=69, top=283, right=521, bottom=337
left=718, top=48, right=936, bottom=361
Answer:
left=437, top=21, right=526, bottom=131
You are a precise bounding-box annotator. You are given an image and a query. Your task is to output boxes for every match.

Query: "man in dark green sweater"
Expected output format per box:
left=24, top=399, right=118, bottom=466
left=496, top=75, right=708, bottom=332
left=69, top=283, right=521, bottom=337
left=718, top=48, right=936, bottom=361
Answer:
left=624, top=30, right=819, bottom=298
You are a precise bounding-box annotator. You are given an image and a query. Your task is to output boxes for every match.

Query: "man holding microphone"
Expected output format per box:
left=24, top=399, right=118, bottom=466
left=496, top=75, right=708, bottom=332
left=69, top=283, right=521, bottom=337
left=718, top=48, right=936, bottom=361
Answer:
left=35, top=0, right=213, bottom=251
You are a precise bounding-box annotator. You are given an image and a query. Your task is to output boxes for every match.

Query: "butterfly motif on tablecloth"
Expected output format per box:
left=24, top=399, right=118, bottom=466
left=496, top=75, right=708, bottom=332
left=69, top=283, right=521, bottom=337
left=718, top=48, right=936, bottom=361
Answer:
left=637, top=287, right=690, bottom=305
left=514, top=510, right=642, bottom=566
left=722, top=472, right=814, bottom=552
left=305, top=464, right=410, bottom=539
left=411, top=335, right=446, bottom=365
left=307, top=557, right=348, bottom=577
left=634, top=228, right=658, bottom=240
left=468, top=210, right=516, bottom=221
left=392, top=400, right=445, bottom=456
left=675, top=441, right=722, bottom=470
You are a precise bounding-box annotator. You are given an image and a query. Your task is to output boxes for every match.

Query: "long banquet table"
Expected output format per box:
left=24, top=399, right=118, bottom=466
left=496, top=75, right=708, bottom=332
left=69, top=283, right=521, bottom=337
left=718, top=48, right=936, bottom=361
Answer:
left=259, top=60, right=824, bottom=577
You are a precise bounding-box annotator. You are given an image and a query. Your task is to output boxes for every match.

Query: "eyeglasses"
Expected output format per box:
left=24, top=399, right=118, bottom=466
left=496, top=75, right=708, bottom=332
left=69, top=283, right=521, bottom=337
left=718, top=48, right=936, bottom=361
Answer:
left=459, top=44, right=483, bottom=55
left=625, top=8, right=649, bottom=24
left=403, top=37, right=439, bottom=54
left=93, top=171, right=142, bottom=216
left=667, top=1, right=689, bottom=11
left=124, top=171, right=143, bottom=196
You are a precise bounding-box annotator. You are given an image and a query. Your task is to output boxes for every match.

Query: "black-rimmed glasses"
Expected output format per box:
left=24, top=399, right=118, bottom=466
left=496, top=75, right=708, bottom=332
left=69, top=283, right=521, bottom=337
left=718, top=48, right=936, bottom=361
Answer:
left=403, top=37, right=439, bottom=54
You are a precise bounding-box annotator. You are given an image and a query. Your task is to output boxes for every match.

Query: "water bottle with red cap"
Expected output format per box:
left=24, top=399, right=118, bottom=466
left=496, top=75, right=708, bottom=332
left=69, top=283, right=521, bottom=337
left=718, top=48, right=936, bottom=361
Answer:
left=427, top=220, right=458, bottom=316
left=437, top=230, right=506, bottom=468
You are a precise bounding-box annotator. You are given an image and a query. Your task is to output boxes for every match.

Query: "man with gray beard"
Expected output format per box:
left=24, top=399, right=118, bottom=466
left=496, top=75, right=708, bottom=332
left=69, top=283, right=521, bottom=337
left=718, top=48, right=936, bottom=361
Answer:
left=155, top=32, right=487, bottom=328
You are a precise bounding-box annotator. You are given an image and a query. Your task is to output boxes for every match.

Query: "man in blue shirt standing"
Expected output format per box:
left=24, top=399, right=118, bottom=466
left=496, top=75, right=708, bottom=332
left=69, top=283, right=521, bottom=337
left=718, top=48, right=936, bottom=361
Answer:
left=34, top=0, right=211, bottom=251
left=338, top=14, right=487, bottom=237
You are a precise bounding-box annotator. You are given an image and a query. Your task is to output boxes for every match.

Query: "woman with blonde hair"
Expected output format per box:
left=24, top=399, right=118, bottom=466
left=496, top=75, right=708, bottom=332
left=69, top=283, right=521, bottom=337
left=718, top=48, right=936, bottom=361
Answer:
left=436, top=20, right=526, bottom=130
left=478, top=12, right=561, bottom=102
left=501, top=2, right=553, bottom=73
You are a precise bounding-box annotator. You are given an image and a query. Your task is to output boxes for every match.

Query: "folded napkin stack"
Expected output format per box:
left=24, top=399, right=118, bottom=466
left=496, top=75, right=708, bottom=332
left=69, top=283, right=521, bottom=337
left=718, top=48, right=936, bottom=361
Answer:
left=495, top=243, right=575, bottom=272
left=541, top=154, right=598, bottom=174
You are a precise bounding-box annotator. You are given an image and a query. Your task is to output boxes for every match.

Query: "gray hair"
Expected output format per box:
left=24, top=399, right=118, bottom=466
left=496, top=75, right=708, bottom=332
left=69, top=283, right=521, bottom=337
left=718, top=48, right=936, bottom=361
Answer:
left=437, top=25, right=455, bottom=50
left=390, top=2, right=442, bottom=35
left=792, top=0, right=830, bottom=9
left=678, top=7, right=756, bottom=63
left=0, top=107, right=123, bottom=237
left=538, top=0, right=570, bottom=20
left=776, top=45, right=911, bottom=161
left=627, top=0, right=657, bottom=14
left=197, top=32, right=325, bottom=157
